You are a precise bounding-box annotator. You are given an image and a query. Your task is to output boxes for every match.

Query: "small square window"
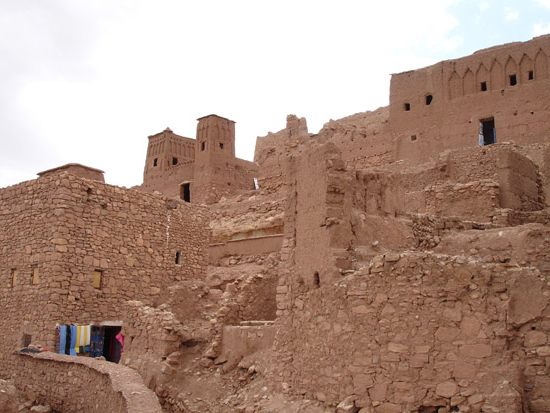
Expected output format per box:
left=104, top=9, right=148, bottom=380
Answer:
left=411, top=135, right=417, bottom=141
left=201, top=142, right=205, bottom=151
left=404, top=103, right=411, bottom=111
left=219, top=143, right=224, bottom=149
left=528, top=70, right=534, bottom=80
left=175, top=251, right=181, bottom=265
left=425, top=95, right=433, bottom=105
left=480, top=81, right=487, bottom=91
left=153, top=158, right=158, bottom=167
left=509, top=74, right=517, bottom=86
left=31, top=268, right=39, bottom=285
left=172, top=157, right=178, bottom=165
left=93, top=270, right=103, bottom=289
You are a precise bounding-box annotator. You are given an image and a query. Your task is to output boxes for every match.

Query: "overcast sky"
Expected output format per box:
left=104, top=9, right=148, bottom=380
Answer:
left=1, top=0, right=549, bottom=189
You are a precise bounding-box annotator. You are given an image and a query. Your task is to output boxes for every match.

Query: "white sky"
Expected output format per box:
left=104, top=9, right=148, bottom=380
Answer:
left=1, top=0, right=549, bottom=188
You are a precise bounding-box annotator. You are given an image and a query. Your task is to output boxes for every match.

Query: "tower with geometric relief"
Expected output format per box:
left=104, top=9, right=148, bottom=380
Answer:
left=195, top=114, right=236, bottom=165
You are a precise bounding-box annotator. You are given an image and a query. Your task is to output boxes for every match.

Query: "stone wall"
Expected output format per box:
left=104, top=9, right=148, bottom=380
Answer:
left=392, top=35, right=550, bottom=164
left=120, top=300, right=198, bottom=388
left=0, top=170, right=208, bottom=377
left=12, top=351, right=162, bottom=413
left=272, top=251, right=550, bottom=412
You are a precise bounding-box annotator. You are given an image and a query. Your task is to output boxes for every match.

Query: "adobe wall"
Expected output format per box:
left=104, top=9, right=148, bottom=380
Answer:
left=209, top=235, right=283, bottom=264
left=0, top=171, right=208, bottom=377
left=142, top=128, right=196, bottom=187
left=352, top=143, right=544, bottom=230
left=284, top=142, right=354, bottom=291
left=12, top=351, right=162, bottom=413
left=317, top=107, right=395, bottom=169
left=254, top=115, right=310, bottom=197
left=138, top=160, right=195, bottom=199
left=192, top=157, right=259, bottom=204
left=38, top=163, right=105, bottom=182
left=217, top=323, right=276, bottom=370
left=272, top=252, right=550, bottom=412
left=391, top=35, right=550, bottom=164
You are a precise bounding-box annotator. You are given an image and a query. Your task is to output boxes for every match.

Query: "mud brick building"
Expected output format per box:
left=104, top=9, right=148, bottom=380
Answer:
left=138, top=114, right=259, bottom=204
left=390, top=35, right=550, bottom=163
left=0, top=164, right=208, bottom=379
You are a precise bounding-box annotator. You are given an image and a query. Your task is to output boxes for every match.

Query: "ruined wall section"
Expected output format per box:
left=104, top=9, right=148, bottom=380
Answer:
left=120, top=300, right=196, bottom=389
left=445, top=143, right=544, bottom=210
left=351, top=144, right=544, bottom=236
left=292, top=142, right=353, bottom=289
left=391, top=35, right=550, bottom=164
left=0, top=171, right=208, bottom=376
left=318, top=107, right=395, bottom=169
left=13, top=352, right=162, bottom=413
left=254, top=115, right=310, bottom=196
left=210, top=196, right=284, bottom=244
left=272, top=252, right=550, bottom=412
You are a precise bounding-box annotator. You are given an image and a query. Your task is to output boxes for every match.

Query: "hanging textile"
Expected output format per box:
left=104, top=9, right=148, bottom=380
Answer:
left=58, top=325, right=67, bottom=355
left=90, top=326, right=104, bottom=358
left=69, top=325, right=77, bottom=356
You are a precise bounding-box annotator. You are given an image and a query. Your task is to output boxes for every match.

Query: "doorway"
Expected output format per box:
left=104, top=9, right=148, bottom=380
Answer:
left=103, top=326, right=123, bottom=363
left=180, top=183, right=190, bottom=203
left=479, top=118, right=496, bottom=146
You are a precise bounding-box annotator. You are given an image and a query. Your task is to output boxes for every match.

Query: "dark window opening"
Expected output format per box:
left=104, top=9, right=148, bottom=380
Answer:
left=219, top=143, right=224, bottom=149
left=314, top=271, right=320, bottom=288
left=404, top=103, right=411, bottom=111
left=201, top=142, right=205, bottom=151
left=21, top=333, right=32, bottom=348
left=480, top=118, right=496, bottom=146
left=175, top=251, right=181, bottom=265
left=509, top=74, right=517, bottom=86
left=180, top=183, right=190, bottom=203
left=102, top=326, right=123, bottom=363
left=153, top=158, right=158, bottom=167
left=411, top=135, right=417, bottom=141
left=528, top=70, right=534, bottom=80
left=172, top=157, right=178, bottom=165
left=480, top=81, right=487, bottom=91
left=425, top=95, right=433, bottom=105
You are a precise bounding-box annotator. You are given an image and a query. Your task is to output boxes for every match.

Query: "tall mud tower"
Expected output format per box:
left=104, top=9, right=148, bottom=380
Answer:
left=193, top=114, right=237, bottom=204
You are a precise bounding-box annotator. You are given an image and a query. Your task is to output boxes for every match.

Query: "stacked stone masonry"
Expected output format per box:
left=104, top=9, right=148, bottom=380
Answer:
left=0, top=170, right=208, bottom=378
